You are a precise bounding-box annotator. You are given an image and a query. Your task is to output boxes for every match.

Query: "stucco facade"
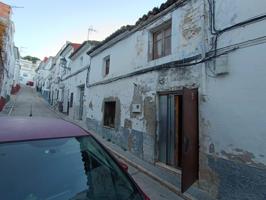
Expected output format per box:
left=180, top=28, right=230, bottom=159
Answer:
left=35, top=0, right=266, bottom=198
left=0, top=2, right=20, bottom=110
left=85, top=0, right=266, bottom=199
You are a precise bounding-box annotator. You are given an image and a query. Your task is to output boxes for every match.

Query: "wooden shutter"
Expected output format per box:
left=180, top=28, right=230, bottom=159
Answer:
left=181, top=88, right=199, bottom=193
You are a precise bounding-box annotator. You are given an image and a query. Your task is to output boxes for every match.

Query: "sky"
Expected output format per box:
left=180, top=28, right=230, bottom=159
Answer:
left=3, top=0, right=166, bottom=60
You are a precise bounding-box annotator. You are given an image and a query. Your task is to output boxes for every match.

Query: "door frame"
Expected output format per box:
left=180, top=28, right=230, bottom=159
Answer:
left=156, top=88, right=199, bottom=193
left=156, top=90, right=183, bottom=167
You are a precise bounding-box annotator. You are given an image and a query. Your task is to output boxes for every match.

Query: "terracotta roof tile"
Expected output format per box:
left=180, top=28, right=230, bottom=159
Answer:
left=87, top=0, right=184, bottom=55
left=71, top=43, right=82, bottom=51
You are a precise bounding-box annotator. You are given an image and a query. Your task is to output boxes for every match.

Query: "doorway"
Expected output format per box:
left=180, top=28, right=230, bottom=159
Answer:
left=158, top=88, right=199, bottom=193
left=78, top=85, right=85, bottom=120
left=158, top=93, right=182, bottom=168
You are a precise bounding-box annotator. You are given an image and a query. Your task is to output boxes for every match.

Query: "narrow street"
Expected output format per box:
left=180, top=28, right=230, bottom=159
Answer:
left=10, top=86, right=58, bottom=118
left=6, top=86, right=183, bottom=200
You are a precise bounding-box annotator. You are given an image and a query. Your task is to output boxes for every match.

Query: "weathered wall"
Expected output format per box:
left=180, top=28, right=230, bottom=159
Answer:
left=198, top=0, right=266, bottom=199
left=66, top=45, right=91, bottom=121
left=86, top=0, right=204, bottom=163
left=86, top=65, right=201, bottom=163
left=89, top=0, right=204, bottom=85
left=85, top=0, right=266, bottom=199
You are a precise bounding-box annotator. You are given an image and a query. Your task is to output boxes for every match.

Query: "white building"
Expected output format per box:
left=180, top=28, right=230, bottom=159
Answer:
left=35, top=57, right=53, bottom=101
left=13, top=47, right=21, bottom=87
left=0, top=2, right=19, bottom=110
left=57, top=42, right=81, bottom=113
left=19, top=58, right=39, bottom=85
left=35, top=0, right=266, bottom=198
left=84, top=0, right=266, bottom=198
left=62, top=40, right=99, bottom=121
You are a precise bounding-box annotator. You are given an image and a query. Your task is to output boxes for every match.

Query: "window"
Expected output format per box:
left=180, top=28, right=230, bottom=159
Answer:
left=103, top=56, right=110, bottom=76
left=103, top=101, right=116, bottom=128
left=70, top=92, right=74, bottom=107
left=153, top=24, right=171, bottom=59
left=23, top=73, right=28, bottom=77
left=80, top=56, right=83, bottom=66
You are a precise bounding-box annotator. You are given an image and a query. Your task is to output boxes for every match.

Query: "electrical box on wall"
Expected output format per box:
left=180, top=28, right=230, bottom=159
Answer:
left=132, top=104, right=141, bottom=113
left=214, top=55, right=229, bottom=75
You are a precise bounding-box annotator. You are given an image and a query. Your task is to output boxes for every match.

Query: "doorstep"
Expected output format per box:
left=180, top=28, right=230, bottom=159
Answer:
left=46, top=103, right=213, bottom=200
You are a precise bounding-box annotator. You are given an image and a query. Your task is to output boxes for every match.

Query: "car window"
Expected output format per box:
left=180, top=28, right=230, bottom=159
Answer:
left=0, top=136, right=143, bottom=200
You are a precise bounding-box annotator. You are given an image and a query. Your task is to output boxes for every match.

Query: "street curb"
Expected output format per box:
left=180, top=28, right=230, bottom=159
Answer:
left=8, top=94, right=18, bottom=116
left=103, top=143, right=194, bottom=200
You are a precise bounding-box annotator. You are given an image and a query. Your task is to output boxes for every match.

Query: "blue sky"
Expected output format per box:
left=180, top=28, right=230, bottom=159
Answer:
left=3, top=0, right=165, bottom=59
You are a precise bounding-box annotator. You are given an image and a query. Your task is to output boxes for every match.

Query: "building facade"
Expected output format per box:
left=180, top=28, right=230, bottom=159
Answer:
left=19, top=58, right=39, bottom=85
left=64, top=40, right=99, bottom=121
left=36, top=0, right=266, bottom=198
left=0, top=2, right=20, bottom=111
left=85, top=0, right=266, bottom=199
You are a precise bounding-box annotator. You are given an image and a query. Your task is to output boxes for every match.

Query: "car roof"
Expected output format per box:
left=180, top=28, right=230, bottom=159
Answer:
left=0, top=117, right=89, bottom=143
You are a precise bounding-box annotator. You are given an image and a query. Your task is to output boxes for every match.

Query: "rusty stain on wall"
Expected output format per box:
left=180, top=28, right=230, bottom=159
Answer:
left=199, top=153, right=219, bottom=198
left=181, top=5, right=202, bottom=41
left=144, top=96, right=156, bottom=135
left=221, top=149, right=266, bottom=169
left=124, top=118, right=132, bottom=129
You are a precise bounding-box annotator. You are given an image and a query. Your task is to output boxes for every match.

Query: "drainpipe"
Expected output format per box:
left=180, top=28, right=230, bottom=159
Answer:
left=200, top=0, right=208, bottom=96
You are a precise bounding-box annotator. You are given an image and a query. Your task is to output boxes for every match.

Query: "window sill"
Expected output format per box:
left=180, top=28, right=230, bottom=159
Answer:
left=155, top=162, right=181, bottom=175
left=103, top=125, right=115, bottom=130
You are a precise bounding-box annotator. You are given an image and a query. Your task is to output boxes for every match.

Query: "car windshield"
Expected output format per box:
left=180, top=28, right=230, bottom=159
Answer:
left=0, top=136, right=143, bottom=200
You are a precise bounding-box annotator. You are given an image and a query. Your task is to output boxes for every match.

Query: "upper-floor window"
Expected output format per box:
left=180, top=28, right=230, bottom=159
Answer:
left=103, top=56, right=110, bottom=76
left=152, top=24, right=171, bottom=60
left=80, top=56, right=83, bottom=66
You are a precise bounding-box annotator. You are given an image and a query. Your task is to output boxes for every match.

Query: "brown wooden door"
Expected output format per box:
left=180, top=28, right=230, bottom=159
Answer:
left=181, top=88, right=199, bottom=193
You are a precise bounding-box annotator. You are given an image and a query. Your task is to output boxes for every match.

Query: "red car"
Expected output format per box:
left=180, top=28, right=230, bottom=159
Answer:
left=26, top=81, right=34, bottom=86
left=0, top=117, right=150, bottom=200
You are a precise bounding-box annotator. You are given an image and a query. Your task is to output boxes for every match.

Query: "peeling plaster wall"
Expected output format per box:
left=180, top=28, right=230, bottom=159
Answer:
left=89, top=0, right=204, bottom=85
left=86, top=65, right=201, bottom=163
left=85, top=0, right=266, bottom=199
left=86, top=0, right=205, bottom=164
left=198, top=0, right=266, bottom=198
left=200, top=42, right=266, bottom=199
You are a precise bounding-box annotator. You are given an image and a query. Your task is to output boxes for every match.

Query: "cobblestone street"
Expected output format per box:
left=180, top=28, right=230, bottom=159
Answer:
left=2, top=86, right=183, bottom=200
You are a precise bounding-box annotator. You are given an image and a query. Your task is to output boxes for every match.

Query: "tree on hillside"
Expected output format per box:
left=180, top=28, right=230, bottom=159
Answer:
left=23, top=56, right=40, bottom=64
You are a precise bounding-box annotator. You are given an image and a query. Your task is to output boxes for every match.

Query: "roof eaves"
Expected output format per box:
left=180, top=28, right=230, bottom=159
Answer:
left=69, top=41, right=88, bottom=59
left=87, top=0, right=186, bottom=57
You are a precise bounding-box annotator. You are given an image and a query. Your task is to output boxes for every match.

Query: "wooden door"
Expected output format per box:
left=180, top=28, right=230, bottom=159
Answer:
left=181, top=88, right=199, bottom=193
left=79, top=87, right=85, bottom=120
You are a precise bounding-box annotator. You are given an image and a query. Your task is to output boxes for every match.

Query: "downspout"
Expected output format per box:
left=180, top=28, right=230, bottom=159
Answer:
left=201, top=0, right=208, bottom=96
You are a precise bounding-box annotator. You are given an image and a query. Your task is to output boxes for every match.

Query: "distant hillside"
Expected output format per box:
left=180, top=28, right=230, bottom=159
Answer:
left=23, top=56, right=40, bottom=64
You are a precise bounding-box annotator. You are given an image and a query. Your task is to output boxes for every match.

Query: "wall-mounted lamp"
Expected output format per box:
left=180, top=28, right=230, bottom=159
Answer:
left=60, top=57, right=70, bottom=70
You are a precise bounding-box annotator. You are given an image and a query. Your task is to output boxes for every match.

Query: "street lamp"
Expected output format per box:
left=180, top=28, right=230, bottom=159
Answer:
left=60, top=57, right=70, bottom=70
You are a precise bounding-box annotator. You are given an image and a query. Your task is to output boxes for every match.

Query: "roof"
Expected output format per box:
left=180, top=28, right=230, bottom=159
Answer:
left=87, top=0, right=184, bottom=56
left=0, top=117, right=89, bottom=143
left=0, top=2, right=11, bottom=18
left=59, top=42, right=81, bottom=56
left=69, top=40, right=100, bottom=59
left=71, top=43, right=82, bottom=51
